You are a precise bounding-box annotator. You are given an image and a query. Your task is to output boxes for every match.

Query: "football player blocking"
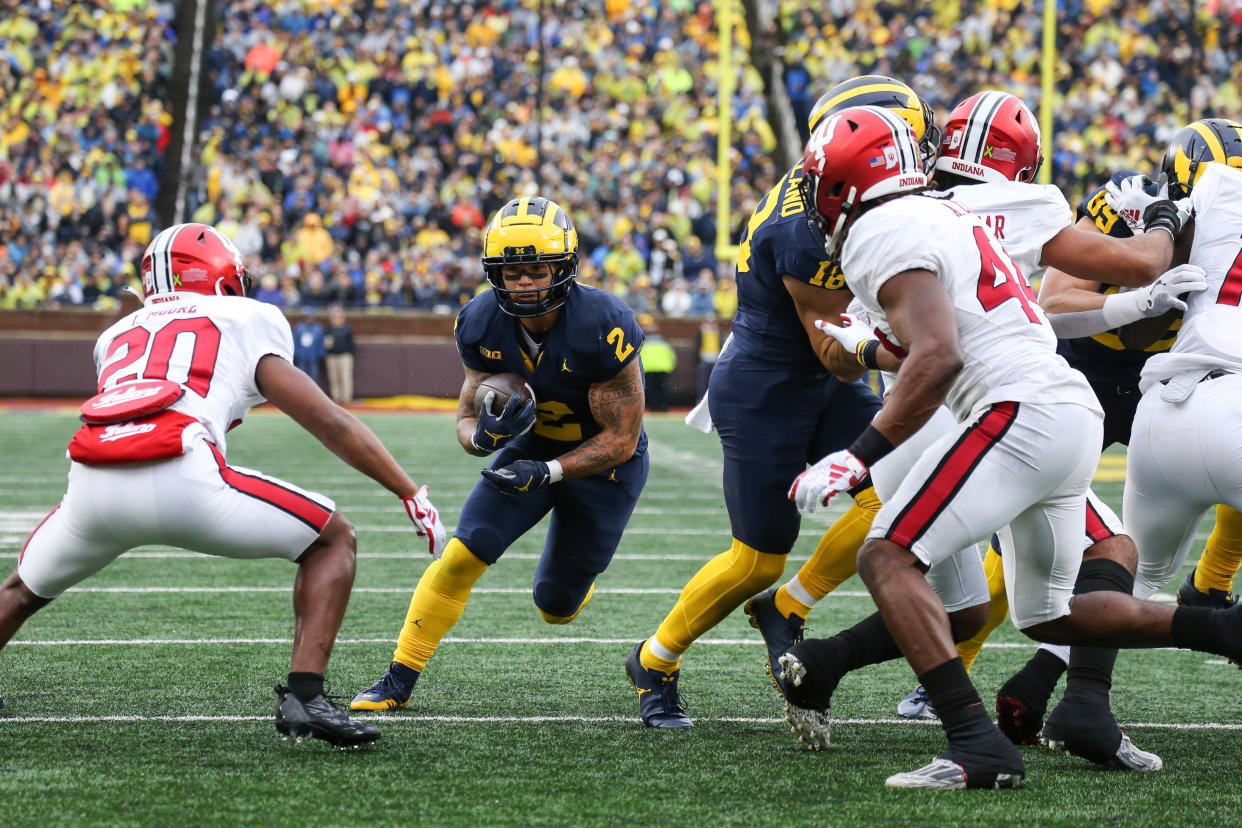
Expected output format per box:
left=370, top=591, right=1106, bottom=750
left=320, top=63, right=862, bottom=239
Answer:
left=352, top=196, right=649, bottom=712
left=626, top=76, right=945, bottom=728
left=0, top=223, right=448, bottom=747
left=777, top=104, right=1242, bottom=790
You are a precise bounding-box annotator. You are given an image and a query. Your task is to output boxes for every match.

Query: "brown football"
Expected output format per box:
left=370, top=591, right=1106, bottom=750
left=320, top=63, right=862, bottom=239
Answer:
left=474, top=372, right=536, bottom=416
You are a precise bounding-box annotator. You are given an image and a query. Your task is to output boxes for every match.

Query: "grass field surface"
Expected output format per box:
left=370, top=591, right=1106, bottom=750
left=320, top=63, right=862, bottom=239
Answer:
left=2, top=409, right=1241, bottom=826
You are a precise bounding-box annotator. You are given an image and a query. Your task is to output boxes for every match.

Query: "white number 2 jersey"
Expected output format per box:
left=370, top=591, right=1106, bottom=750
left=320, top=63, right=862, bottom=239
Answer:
left=841, top=193, right=1101, bottom=421
left=93, top=294, right=295, bottom=454
left=1141, top=163, right=1242, bottom=390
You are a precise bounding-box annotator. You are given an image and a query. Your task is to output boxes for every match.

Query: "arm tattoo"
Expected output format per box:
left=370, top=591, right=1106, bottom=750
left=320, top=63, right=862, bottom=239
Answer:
left=555, top=360, right=644, bottom=478
left=456, top=366, right=490, bottom=455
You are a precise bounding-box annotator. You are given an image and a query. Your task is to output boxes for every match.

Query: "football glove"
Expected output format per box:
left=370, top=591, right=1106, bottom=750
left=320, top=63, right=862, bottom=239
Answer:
left=400, top=485, right=447, bottom=559
left=1141, top=197, right=1192, bottom=240
left=1103, top=173, right=1162, bottom=232
left=1102, top=263, right=1208, bottom=328
left=482, top=459, right=563, bottom=494
left=472, top=391, right=537, bottom=454
left=815, top=314, right=874, bottom=352
left=788, top=449, right=869, bottom=513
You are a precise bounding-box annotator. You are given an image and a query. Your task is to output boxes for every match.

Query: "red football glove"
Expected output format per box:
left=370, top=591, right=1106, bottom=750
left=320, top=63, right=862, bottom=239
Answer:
left=400, top=485, right=447, bottom=559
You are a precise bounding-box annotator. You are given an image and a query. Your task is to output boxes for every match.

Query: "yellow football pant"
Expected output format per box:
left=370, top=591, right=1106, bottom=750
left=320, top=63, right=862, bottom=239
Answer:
left=642, top=538, right=785, bottom=673
left=1195, top=505, right=1242, bottom=595
left=393, top=539, right=489, bottom=672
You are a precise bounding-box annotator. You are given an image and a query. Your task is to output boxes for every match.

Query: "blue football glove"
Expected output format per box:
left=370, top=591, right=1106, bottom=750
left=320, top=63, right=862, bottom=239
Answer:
left=482, top=459, right=562, bottom=494
left=472, top=391, right=537, bottom=454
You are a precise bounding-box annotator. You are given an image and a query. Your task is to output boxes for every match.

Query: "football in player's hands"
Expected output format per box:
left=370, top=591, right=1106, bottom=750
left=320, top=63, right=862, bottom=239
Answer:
left=474, top=373, right=536, bottom=416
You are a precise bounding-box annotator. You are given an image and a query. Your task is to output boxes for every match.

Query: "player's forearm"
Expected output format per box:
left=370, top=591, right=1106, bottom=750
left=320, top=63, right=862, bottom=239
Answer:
left=555, top=429, right=639, bottom=479
left=823, top=339, right=868, bottom=382
left=317, top=410, right=417, bottom=497
left=870, top=350, right=961, bottom=447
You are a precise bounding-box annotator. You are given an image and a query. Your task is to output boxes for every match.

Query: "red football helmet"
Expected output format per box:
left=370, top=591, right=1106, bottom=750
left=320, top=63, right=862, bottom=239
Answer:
left=934, top=91, right=1043, bottom=184
left=800, top=105, right=928, bottom=257
left=141, top=223, right=251, bottom=300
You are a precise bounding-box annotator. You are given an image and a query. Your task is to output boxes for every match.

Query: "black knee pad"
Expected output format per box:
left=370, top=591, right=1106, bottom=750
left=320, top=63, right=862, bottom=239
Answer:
left=1073, top=557, right=1134, bottom=596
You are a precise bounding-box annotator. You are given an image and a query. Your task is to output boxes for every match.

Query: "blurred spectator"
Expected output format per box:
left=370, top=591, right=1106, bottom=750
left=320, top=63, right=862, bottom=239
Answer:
left=324, top=304, right=356, bottom=404
left=688, top=271, right=716, bottom=317
left=661, top=278, right=693, bottom=317
left=637, top=314, right=676, bottom=412
left=293, top=308, right=326, bottom=382
left=695, top=318, right=724, bottom=401
left=253, top=272, right=284, bottom=307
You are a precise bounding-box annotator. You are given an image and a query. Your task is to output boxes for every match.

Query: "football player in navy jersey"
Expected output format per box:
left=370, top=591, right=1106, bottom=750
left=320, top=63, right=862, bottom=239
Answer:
left=353, top=197, right=648, bottom=711
left=624, top=77, right=940, bottom=729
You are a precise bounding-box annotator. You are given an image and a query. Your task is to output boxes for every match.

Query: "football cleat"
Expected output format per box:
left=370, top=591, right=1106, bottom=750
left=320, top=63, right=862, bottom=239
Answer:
left=885, top=758, right=1024, bottom=790
left=1041, top=691, right=1162, bottom=771
left=778, top=652, right=830, bottom=750
left=275, top=685, right=381, bottom=748
left=743, top=588, right=805, bottom=697
left=896, top=685, right=938, bottom=720
left=350, top=661, right=420, bottom=711
left=1176, top=567, right=1237, bottom=609
left=625, top=642, right=692, bottom=729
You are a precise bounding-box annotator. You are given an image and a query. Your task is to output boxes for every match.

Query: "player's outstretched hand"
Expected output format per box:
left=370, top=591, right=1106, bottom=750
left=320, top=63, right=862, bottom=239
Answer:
left=482, top=459, right=561, bottom=494
left=1104, top=173, right=1161, bottom=231
left=788, top=449, right=868, bottom=513
left=401, top=485, right=447, bottom=558
left=472, top=392, right=538, bottom=454
left=1141, top=264, right=1209, bottom=316
left=814, top=314, right=874, bottom=354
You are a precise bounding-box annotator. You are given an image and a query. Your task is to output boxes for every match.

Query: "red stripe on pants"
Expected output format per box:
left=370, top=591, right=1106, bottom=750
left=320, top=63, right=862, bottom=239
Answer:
left=887, top=402, right=1018, bottom=548
left=1085, top=499, right=1114, bottom=543
left=19, top=504, right=61, bottom=564
left=207, top=442, right=332, bottom=532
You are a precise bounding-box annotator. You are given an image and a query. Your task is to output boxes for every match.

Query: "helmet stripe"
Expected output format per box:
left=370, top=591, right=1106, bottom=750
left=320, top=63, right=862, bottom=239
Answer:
left=810, top=79, right=921, bottom=134
left=1190, top=121, right=1226, bottom=163
left=872, top=107, right=918, bottom=173
left=961, top=91, right=1007, bottom=166
left=150, top=225, right=178, bottom=294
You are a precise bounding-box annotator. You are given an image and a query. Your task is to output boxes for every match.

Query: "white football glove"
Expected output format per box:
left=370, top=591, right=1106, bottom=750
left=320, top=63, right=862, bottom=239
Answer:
left=1103, top=173, right=1163, bottom=232
left=788, top=449, right=869, bottom=513
left=1102, top=263, right=1208, bottom=328
left=814, top=314, right=875, bottom=355
left=400, top=485, right=447, bottom=559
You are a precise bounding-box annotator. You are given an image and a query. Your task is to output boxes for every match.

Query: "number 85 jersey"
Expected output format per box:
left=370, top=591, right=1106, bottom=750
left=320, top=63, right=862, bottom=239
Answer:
left=841, top=194, right=1101, bottom=421
left=94, top=294, right=295, bottom=454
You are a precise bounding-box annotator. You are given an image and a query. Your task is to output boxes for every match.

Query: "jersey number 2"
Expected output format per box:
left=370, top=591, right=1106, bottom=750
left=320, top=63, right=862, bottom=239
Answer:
left=606, top=327, right=634, bottom=362
left=98, top=317, right=223, bottom=395
left=973, top=227, right=1040, bottom=323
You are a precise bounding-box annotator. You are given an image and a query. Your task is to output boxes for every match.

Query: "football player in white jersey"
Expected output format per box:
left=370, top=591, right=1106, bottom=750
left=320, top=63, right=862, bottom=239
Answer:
left=785, top=106, right=1242, bottom=790
left=1121, top=123, right=1242, bottom=605
left=754, top=92, right=1183, bottom=770
left=0, top=223, right=447, bottom=747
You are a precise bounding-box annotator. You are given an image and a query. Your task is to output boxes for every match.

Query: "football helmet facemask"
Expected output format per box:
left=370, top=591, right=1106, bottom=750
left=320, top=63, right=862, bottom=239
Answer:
left=141, top=223, right=251, bottom=301
left=1162, top=118, right=1242, bottom=199
left=808, top=75, right=941, bottom=172
left=934, top=91, right=1043, bottom=184
left=482, top=196, right=579, bottom=318
left=800, top=105, right=928, bottom=259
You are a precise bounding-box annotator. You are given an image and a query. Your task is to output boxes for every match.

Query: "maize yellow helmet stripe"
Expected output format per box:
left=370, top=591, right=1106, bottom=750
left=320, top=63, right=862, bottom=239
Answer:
left=809, top=81, right=926, bottom=137
left=1190, top=121, right=1227, bottom=164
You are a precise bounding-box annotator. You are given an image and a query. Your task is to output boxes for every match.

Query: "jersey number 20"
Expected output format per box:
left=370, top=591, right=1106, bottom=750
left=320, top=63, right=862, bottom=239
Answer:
left=98, top=317, right=222, bottom=395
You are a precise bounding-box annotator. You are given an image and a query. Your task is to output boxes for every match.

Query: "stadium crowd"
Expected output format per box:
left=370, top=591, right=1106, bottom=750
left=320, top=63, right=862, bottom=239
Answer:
left=2, top=0, right=1241, bottom=312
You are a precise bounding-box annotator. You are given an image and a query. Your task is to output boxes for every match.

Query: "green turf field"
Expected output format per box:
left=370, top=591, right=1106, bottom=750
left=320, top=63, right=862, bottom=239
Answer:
left=2, top=410, right=1240, bottom=826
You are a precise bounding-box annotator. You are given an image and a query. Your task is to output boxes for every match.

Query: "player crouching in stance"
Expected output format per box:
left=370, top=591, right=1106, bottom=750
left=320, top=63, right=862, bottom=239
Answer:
left=0, top=224, right=447, bottom=748
left=352, top=197, right=648, bottom=712
left=783, top=106, right=1242, bottom=790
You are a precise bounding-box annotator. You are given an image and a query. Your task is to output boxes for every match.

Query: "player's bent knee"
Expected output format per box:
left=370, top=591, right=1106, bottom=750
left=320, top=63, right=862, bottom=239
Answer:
left=856, top=538, right=925, bottom=583
left=1, top=569, right=53, bottom=613
left=297, top=511, right=356, bottom=565
left=1081, top=533, right=1137, bottom=572
left=534, top=581, right=593, bottom=624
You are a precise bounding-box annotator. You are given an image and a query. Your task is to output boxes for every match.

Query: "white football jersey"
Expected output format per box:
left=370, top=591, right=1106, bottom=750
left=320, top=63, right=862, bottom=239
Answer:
left=93, top=294, right=294, bottom=454
left=939, top=181, right=1073, bottom=283
left=842, top=194, right=1100, bottom=420
left=1141, top=163, right=1242, bottom=389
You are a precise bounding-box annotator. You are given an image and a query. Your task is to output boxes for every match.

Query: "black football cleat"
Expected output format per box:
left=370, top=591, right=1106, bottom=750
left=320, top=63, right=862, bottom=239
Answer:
left=743, top=588, right=805, bottom=698
left=276, top=685, right=381, bottom=749
left=1176, top=567, right=1237, bottom=609
left=1042, top=690, right=1162, bottom=771
left=625, top=642, right=692, bottom=729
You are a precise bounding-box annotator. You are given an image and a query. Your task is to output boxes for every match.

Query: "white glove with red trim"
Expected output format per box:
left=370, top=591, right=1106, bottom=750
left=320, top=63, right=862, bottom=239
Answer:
left=401, top=485, right=447, bottom=559
left=814, top=314, right=874, bottom=354
left=788, top=449, right=869, bottom=513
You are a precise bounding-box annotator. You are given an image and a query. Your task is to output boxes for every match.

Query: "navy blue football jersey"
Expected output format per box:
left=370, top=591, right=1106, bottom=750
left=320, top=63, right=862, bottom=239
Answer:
left=455, top=282, right=647, bottom=458
left=731, top=164, right=847, bottom=372
left=1056, top=170, right=1180, bottom=387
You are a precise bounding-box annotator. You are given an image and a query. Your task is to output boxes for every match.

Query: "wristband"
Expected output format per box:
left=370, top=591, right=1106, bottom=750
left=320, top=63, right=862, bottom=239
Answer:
left=848, top=425, right=896, bottom=467
left=546, top=459, right=564, bottom=483
left=856, top=339, right=881, bottom=370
